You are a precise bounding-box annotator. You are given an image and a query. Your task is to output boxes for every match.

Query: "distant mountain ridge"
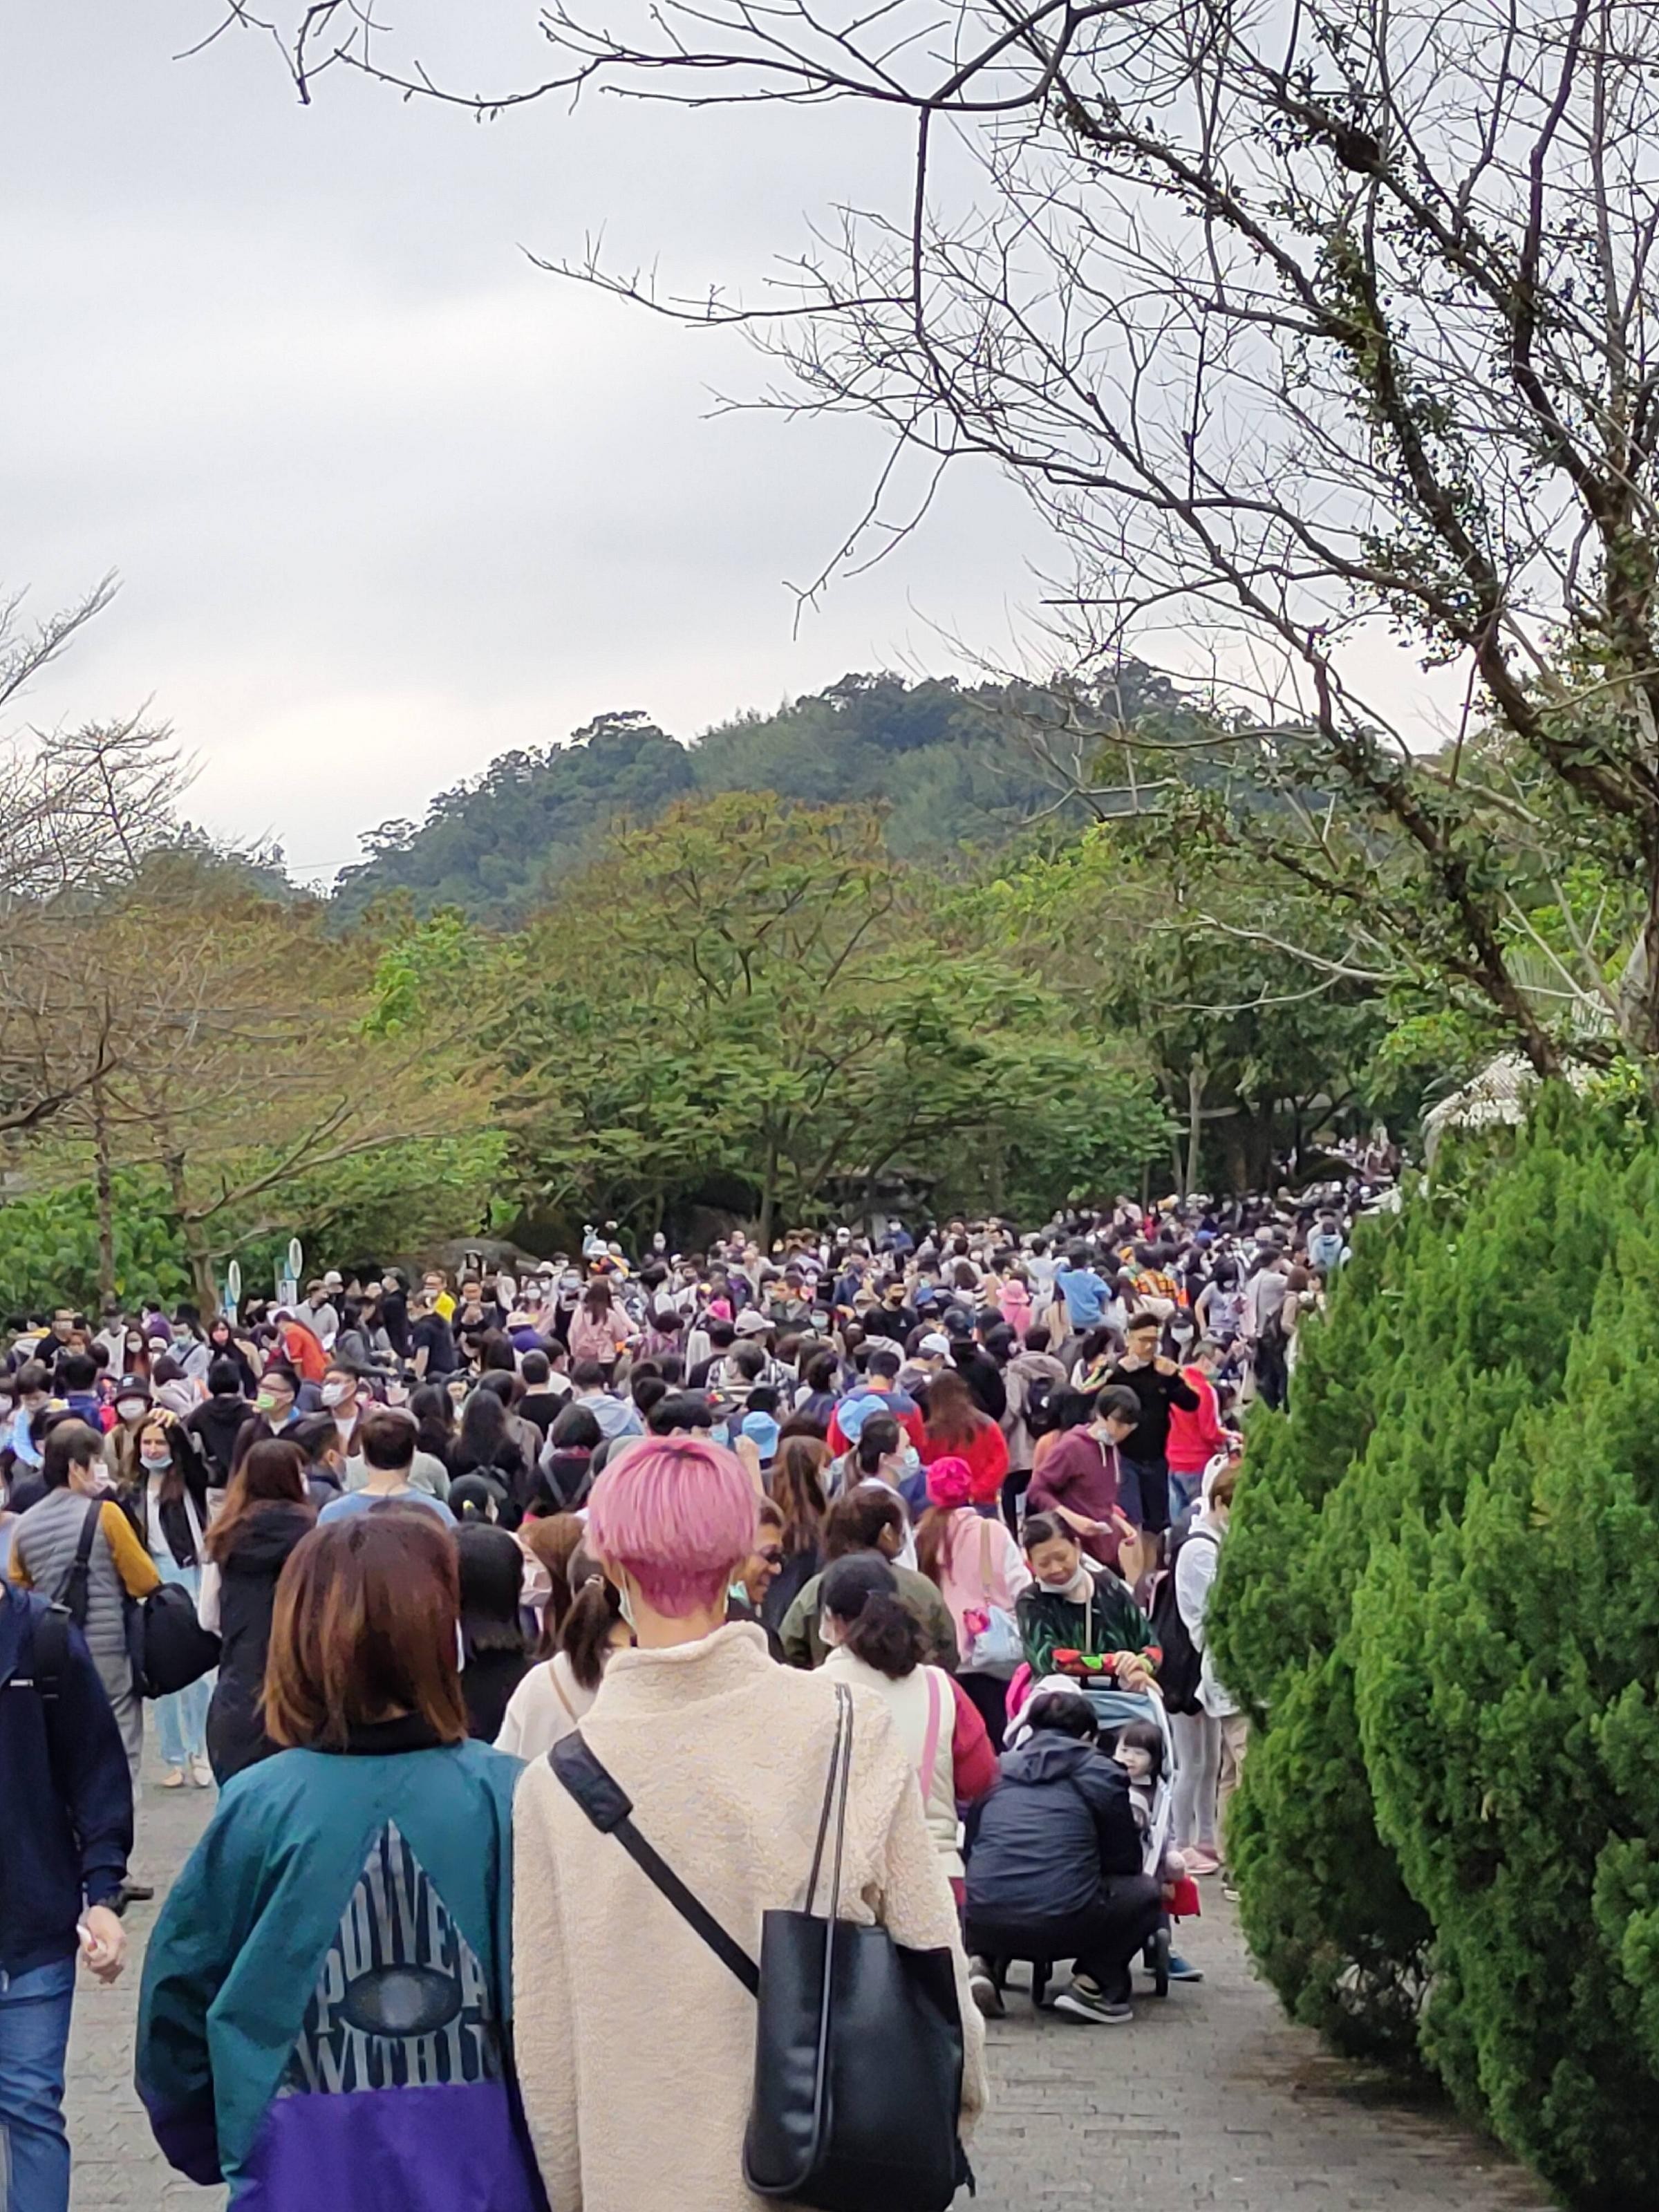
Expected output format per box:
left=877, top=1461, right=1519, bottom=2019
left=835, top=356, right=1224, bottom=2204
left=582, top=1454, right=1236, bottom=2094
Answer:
left=332, top=666, right=1187, bottom=920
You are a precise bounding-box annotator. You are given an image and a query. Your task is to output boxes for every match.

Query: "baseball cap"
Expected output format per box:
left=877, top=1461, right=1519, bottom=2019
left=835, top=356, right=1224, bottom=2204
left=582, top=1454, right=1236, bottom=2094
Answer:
left=734, top=1308, right=772, bottom=1337
left=919, top=1331, right=951, bottom=1358
left=740, top=1410, right=781, bottom=1461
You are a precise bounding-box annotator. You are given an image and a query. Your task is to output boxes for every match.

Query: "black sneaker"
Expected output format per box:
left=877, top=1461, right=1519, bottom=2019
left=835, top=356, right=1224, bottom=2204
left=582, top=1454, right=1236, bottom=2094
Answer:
left=1053, top=1981, right=1133, bottom=2025
left=968, top=1960, right=1004, bottom=2018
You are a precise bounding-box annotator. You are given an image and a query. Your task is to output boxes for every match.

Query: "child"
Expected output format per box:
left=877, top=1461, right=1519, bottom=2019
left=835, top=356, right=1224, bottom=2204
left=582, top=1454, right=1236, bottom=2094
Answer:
left=1112, top=1716, right=1202, bottom=1981
left=1113, top=1719, right=1187, bottom=1882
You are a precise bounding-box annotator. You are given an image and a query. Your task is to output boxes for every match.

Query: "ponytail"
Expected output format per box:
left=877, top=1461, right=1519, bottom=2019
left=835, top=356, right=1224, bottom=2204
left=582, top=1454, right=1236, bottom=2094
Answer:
left=842, top=1591, right=926, bottom=1679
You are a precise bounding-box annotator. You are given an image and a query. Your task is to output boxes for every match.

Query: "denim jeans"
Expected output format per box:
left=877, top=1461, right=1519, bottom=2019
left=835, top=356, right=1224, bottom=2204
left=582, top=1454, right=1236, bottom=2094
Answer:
left=0, top=1954, right=75, bottom=2212
left=151, top=1559, right=212, bottom=1770
left=1168, top=1468, right=1205, bottom=1520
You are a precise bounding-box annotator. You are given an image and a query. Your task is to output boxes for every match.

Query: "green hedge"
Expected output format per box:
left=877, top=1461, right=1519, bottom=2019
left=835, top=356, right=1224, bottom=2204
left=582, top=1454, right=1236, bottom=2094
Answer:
left=1211, top=1094, right=1659, bottom=2205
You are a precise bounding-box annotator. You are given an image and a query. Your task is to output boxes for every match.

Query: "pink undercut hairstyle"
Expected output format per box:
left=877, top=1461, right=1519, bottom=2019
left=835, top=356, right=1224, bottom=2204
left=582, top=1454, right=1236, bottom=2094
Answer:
left=586, top=1436, right=760, bottom=1616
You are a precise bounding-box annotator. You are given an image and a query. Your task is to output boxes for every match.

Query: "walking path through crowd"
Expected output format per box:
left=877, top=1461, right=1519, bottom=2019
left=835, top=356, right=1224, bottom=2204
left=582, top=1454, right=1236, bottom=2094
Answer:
left=66, top=1760, right=1551, bottom=2212
left=0, top=1163, right=1557, bottom=2210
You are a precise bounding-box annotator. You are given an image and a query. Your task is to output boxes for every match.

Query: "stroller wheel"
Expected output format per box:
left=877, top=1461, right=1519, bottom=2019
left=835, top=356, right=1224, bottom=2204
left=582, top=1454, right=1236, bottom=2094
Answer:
left=1151, top=1923, right=1170, bottom=1998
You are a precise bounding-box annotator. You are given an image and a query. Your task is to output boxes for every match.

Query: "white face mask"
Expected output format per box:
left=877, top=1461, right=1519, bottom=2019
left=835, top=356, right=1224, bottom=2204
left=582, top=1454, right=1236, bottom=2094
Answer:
left=615, top=1577, right=637, bottom=1630
left=117, top=1400, right=147, bottom=1423
left=321, top=1382, right=352, bottom=1409
left=140, top=1450, right=172, bottom=1472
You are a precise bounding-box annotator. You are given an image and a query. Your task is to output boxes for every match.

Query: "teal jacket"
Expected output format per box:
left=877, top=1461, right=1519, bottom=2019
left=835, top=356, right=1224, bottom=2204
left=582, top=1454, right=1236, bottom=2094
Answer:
left=137, top=1729, right=545, bottom=2212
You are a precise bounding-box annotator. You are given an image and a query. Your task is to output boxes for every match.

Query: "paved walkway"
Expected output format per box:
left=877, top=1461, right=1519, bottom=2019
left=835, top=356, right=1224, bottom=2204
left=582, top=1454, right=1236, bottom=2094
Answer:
left=69, top=1764, right=1553, bottom=2212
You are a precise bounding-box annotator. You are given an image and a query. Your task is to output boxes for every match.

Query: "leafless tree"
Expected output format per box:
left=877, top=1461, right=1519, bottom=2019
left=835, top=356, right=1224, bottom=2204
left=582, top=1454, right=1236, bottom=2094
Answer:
left=223, top=0, right=1659, bottom=1074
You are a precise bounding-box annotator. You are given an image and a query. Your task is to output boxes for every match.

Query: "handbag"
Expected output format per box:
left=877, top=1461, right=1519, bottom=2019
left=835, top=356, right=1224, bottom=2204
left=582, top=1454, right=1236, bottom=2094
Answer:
left=56, top=1496, right=219, bottom=1698
left=130, top=1582, right=221, bottom=1698
left=962, top=1519, right=1023, bottom=1677
left=550, top=1683, right=970, bottom=2212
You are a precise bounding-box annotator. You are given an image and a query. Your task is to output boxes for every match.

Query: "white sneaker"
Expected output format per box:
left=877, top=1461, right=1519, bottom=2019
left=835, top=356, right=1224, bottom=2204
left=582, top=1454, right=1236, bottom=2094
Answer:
left=189, top=1754, right=214, bottom=1788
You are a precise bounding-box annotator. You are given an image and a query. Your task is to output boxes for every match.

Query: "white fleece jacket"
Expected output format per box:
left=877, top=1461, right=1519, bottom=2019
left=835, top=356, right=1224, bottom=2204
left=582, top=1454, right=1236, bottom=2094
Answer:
left=512, top=1621, right=988, bottom=2212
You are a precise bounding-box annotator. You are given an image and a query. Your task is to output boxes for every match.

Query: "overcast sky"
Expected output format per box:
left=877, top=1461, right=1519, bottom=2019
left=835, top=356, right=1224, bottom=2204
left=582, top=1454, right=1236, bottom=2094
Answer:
left=0, top=5, right=1050, bottom=884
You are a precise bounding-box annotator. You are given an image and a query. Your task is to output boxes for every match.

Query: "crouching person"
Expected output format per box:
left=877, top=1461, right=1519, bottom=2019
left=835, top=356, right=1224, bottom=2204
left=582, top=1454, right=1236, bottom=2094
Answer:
left=964, top=1689, right=1160, bottom=2025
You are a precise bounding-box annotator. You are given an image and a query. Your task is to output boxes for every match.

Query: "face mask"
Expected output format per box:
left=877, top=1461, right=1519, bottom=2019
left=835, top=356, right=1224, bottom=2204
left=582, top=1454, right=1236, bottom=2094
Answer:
left=321, top=1382, right=351, bottom=1408
left=140, top=1450, right=172, bottom=1472
left=117, top=1400, right=146, bottom=1423
left=256, top=1394, right=279, bottom=1416
left=615, top=1579, right=637, bottom=1631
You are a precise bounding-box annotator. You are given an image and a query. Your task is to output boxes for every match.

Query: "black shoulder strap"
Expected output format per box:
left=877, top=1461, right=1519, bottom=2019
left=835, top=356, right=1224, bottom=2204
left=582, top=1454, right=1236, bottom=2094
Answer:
left=54, top=1499, right=104, bottom=1629
left=549, top=1733, right=760, bottom=1996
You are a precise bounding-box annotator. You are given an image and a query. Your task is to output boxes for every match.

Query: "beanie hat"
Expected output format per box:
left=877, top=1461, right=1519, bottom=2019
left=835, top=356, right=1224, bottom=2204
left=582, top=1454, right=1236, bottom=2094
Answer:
left=925, top=1454, right=974, bottom=1510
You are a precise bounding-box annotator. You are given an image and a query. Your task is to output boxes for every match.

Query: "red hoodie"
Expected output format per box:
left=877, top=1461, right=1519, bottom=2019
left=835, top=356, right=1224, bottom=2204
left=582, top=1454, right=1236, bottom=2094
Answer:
left=1167, top=1365, right=1230, bottom=1476
left=919, top=1416, right=1009, bottom=1507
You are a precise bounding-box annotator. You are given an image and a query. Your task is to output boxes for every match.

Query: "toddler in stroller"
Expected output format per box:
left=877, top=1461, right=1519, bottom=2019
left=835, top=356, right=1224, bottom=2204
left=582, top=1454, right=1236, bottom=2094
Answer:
left=1097, top=1705, right=1203, bottom=1988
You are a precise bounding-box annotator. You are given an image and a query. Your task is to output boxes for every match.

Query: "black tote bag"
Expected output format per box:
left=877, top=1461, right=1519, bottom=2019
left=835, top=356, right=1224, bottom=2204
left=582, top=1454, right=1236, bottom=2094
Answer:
left=741, top=1683, right=968, bottom=2210
left=550, top=1681, right=970, bottom=2212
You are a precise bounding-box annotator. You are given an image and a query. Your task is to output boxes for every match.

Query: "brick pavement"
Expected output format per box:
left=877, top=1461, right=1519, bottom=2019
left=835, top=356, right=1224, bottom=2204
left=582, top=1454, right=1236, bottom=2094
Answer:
left=67, top=1763, right=1553, bottom=2212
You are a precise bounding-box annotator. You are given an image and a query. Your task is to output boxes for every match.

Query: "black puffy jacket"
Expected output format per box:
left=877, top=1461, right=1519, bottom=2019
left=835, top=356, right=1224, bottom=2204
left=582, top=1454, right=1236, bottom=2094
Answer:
left=965, top=1733, right=1141, bottom=1921
left=205, top=1503, right=315, bottom=1783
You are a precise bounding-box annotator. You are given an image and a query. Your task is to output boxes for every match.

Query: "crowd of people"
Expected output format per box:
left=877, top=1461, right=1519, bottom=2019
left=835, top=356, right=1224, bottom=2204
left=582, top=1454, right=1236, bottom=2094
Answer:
left=0, top=1169, right=1390, bottom=2211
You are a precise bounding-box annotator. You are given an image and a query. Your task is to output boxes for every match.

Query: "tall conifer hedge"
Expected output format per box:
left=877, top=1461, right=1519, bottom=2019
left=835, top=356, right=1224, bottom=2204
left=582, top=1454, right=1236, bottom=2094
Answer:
left=1211, top=1094, right=1659, bottom=2204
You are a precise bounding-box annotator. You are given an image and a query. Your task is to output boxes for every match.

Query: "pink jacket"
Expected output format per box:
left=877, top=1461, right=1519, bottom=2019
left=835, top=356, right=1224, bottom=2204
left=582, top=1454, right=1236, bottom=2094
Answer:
left=927, top=1509, right=1033, bottom=1658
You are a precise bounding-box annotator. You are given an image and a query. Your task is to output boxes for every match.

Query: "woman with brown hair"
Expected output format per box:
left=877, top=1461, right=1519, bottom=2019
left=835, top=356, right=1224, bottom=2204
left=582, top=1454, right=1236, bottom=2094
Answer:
left=566, top=1274, right=637, bottom=1373
left=196, top=1438, right=317, bottom=1784
left=516, top=1510, right=585, bottom=1656
left=138, top=1512, right=542, bottom=2212
left=764, top=1432, right=829, bottom=1629
left=919, top=1366, right=1009, bottom=1509
left=130, top=1408, right=215, bottom=1788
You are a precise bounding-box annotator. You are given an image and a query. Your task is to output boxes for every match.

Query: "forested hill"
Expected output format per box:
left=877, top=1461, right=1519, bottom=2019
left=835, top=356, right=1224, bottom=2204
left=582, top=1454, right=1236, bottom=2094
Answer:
left=332, top=666, right=1188, bottom=919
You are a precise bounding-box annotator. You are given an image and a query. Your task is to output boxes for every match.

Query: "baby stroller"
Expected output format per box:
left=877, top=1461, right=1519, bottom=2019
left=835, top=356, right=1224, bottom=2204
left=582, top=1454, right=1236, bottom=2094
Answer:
left=1080, top=1683, right=1188, bottom=1998
left=988, top=1678, right=1192, bottom=2007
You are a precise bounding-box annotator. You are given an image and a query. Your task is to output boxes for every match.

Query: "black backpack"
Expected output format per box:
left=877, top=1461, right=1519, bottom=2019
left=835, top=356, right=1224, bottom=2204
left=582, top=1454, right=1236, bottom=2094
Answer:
left=1147, top=1524, right=1219, bottom=1716
left=1022, top=1371, right=1060, bottom=1437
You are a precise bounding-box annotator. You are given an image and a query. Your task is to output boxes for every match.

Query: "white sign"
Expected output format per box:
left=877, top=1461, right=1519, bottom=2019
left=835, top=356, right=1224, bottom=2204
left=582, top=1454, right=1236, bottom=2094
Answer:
left=226, top=1260, right=243, bottom=1307
left=286, top=1238, right=304, bottom=1283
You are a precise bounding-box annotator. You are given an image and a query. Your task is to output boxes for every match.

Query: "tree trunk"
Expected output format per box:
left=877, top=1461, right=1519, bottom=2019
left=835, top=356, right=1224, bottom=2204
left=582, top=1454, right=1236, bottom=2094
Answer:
left=161, top=1148, right=221, bottom=1320
left=1183, top=1057, right=1207, bottom=1199
left=757, top=1134, right=780, bottom=1253
left=91, top=1081, right=116, bottom=1307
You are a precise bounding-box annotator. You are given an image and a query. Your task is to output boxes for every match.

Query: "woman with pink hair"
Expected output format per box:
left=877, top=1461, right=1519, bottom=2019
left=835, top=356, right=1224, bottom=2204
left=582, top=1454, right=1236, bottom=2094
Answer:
left=915, top=1456, right=1033, bottom=1751
left=510, top=1434, right=987, bottom=2212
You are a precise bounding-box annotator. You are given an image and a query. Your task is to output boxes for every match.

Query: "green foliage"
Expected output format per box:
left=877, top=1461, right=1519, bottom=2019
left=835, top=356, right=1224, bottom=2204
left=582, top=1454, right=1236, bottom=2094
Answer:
left=0, top=1174, right=191, bottom=1315
left=1215, top=1097, right=1659, bottom=2204
left=482, top=792, right=1169, bottom=1236
left=332, top=672, right=1171, bottom=924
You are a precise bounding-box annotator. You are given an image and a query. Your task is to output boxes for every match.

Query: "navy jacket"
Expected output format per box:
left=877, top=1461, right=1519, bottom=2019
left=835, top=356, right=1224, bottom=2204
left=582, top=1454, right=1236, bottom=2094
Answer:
left=965, top=1732, right=1141, bottom=1922
left=0, top=1584, right=133, bottom=1974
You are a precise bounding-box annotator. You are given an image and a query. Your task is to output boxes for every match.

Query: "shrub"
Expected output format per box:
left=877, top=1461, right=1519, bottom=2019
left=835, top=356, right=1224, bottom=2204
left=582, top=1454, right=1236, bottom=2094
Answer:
left=1215, top=1094, right=1659, bottom=2200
